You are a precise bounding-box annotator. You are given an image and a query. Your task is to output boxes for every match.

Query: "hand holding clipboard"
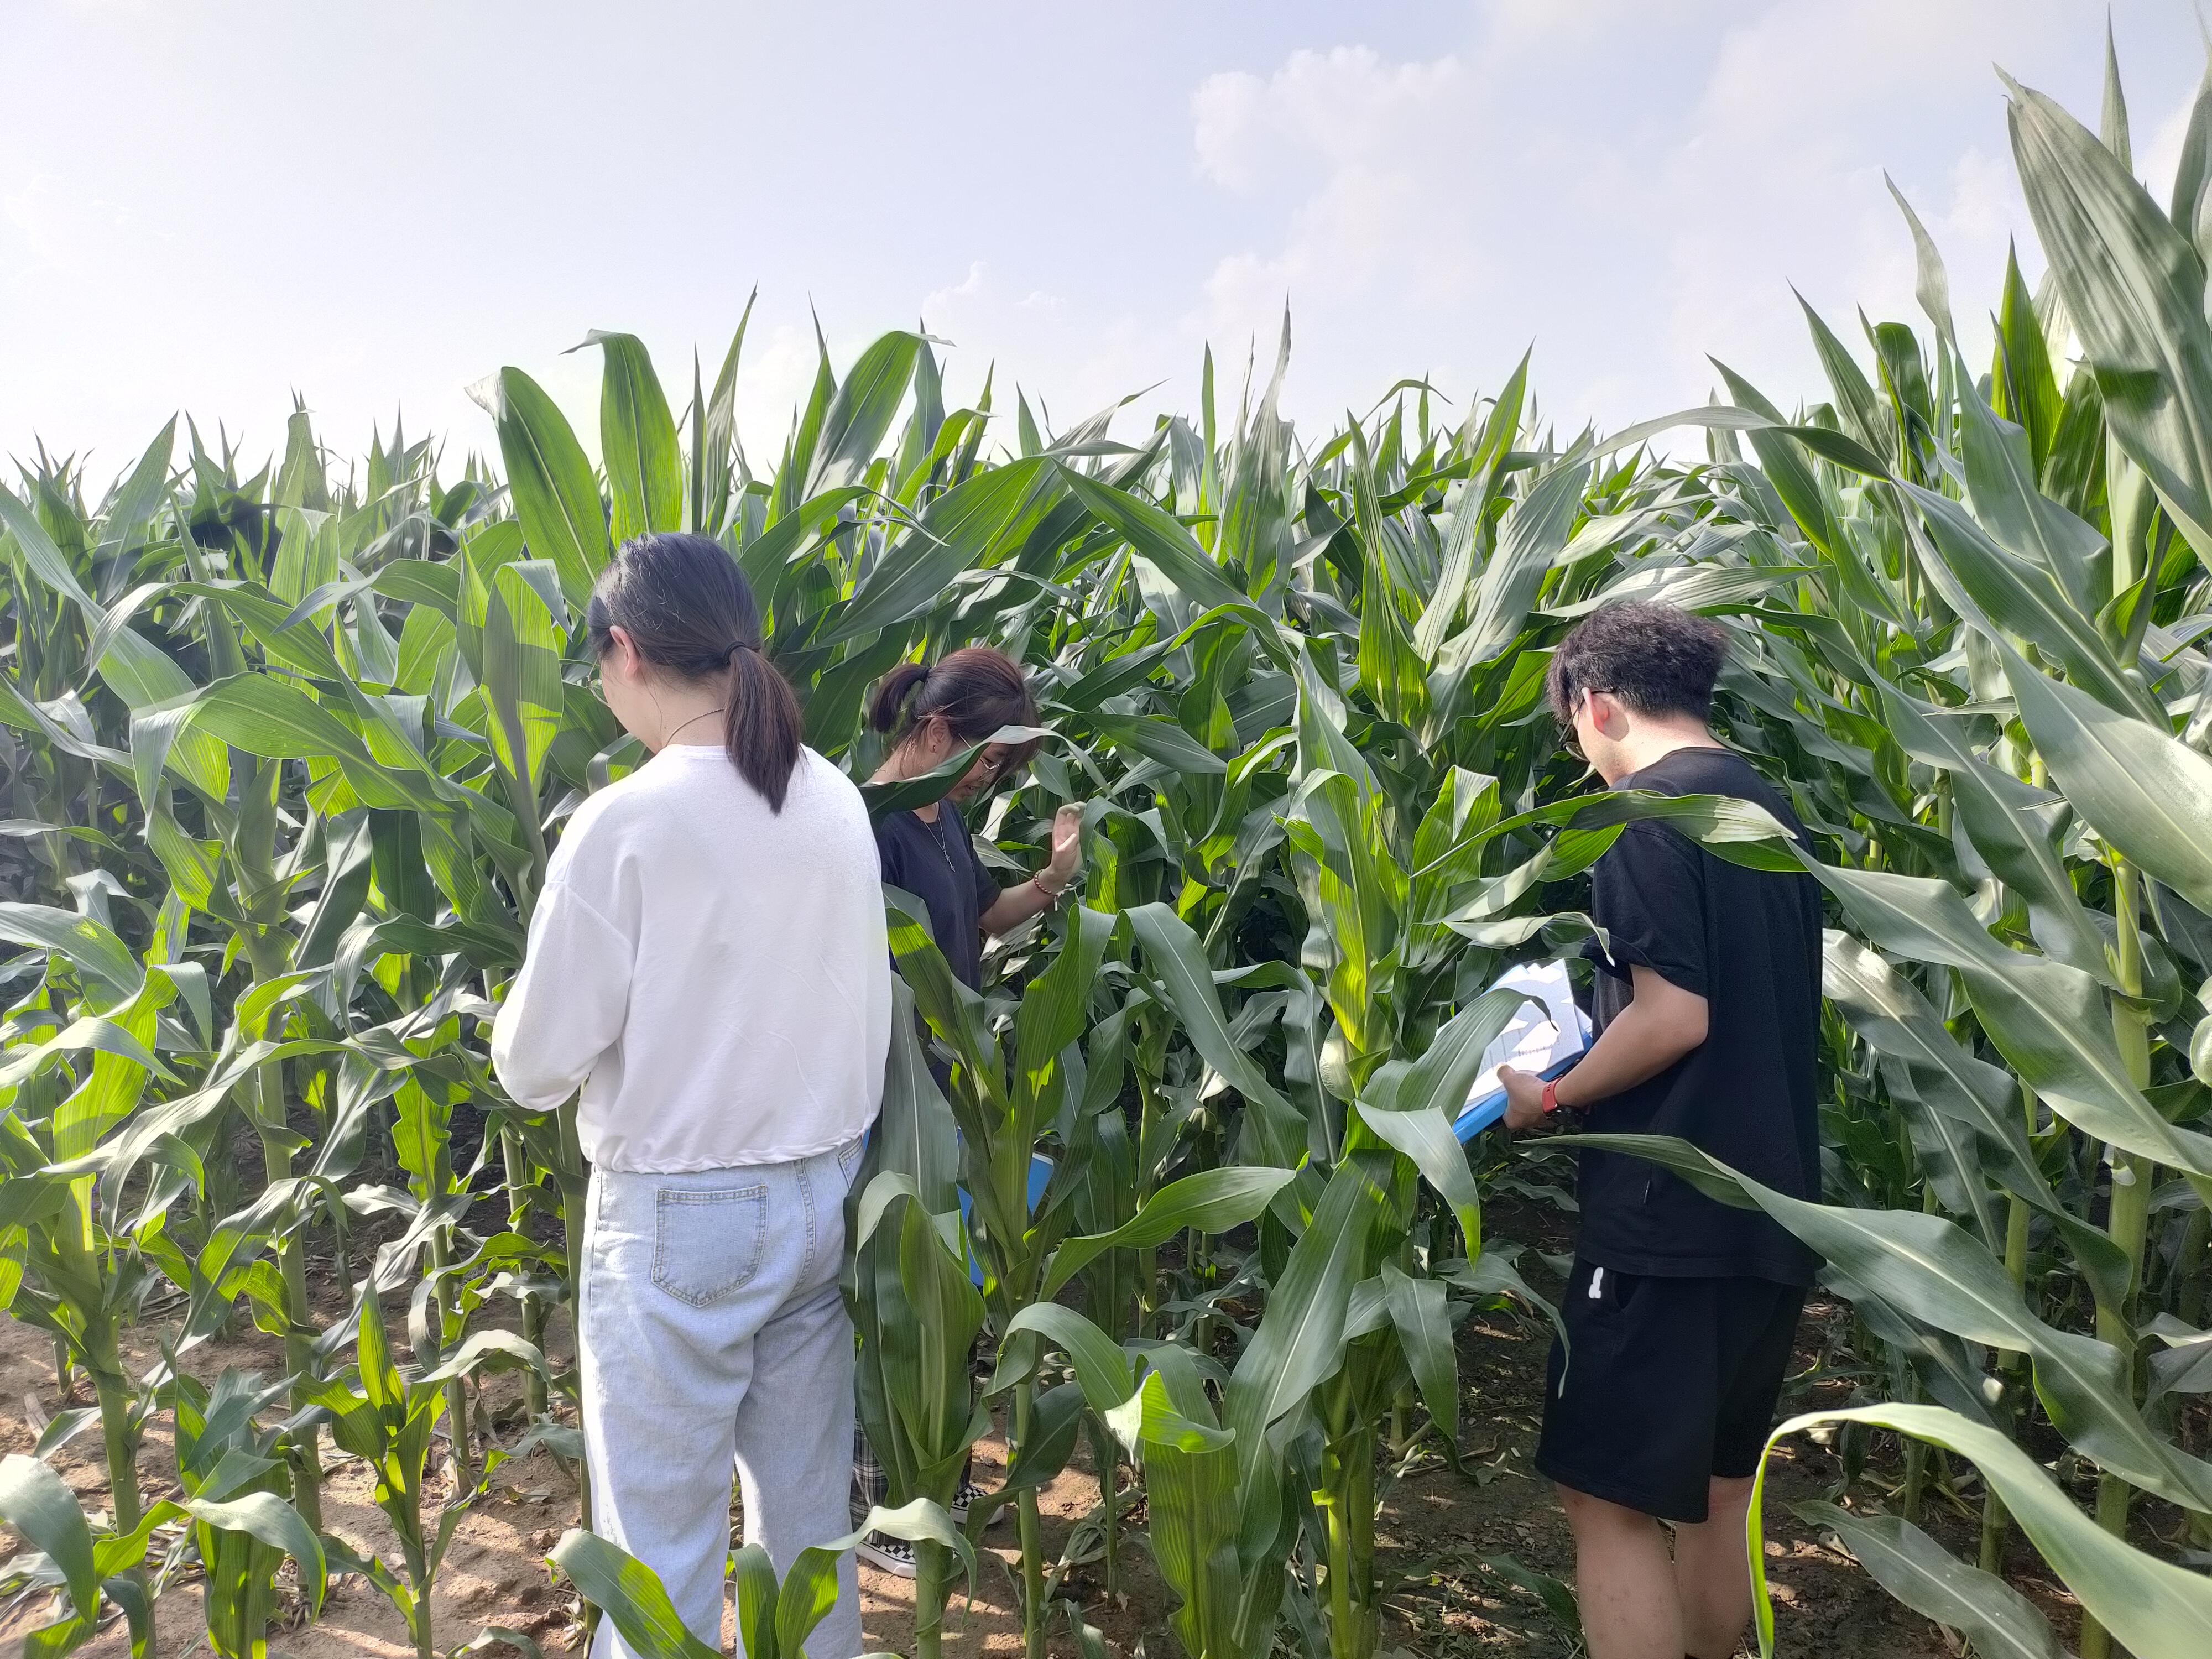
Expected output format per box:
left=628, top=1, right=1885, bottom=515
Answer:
left=1452, top=960, right=1591, bottom=1142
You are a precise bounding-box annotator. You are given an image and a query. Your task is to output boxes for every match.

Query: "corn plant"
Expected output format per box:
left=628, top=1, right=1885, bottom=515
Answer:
left=6, top=44, right=2212, bottom=1654
left=549, top=1500, right=971, bottom=1659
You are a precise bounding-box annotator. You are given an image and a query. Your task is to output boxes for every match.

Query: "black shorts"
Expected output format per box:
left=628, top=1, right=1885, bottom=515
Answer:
left=1533, top=1260, right=1804, bottom=1523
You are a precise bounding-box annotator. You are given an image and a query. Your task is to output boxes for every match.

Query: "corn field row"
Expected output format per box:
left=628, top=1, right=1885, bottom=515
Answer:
left=4, top=48, right=2212, bottom=1659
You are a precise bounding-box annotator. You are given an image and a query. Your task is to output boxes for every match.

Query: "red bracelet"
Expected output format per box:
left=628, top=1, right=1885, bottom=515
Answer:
left=1541, top=1077, right=1562, bottom=1114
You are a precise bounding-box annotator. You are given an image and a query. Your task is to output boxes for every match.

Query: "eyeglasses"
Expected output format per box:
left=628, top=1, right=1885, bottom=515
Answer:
left=1561, top=688, right=1589, bottom=760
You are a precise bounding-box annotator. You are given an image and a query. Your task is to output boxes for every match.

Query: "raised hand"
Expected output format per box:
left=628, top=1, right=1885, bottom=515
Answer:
left=1044, top=802, right=1083, bottom=890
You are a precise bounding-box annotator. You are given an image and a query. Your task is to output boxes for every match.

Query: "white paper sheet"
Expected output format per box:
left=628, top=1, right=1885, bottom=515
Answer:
left=1454, top=959, right=1592, bottom=1137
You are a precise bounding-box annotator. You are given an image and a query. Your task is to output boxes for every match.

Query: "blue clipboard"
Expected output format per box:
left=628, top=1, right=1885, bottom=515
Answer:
left=956, top=1152, right=1054, bottom=1286
left=1452, top=1044, right=1588, bottom=1142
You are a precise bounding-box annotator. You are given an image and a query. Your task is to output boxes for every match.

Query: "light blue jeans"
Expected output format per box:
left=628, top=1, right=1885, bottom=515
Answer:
left=578, top=1140, right=864, bottom=1659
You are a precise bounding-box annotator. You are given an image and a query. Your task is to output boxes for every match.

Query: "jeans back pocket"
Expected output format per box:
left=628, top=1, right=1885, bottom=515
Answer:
left=653, top=1185, right=769, bottom=1308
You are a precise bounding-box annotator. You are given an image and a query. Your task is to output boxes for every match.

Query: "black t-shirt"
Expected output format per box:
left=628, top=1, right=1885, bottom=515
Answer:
left=1572, top=746, right=1824, bottom=1286
left=876, top=806, right=1000, bottom=992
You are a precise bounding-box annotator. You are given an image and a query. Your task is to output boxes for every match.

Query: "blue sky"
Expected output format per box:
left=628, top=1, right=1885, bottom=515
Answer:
left=7, top=2, right=2210, bottom=487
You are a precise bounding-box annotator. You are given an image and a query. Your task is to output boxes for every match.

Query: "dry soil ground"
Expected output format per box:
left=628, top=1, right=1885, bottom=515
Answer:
left=1, top=1202, right=2087, bottom=1659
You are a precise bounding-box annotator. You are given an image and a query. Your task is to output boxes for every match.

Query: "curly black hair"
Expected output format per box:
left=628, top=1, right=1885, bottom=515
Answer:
left=1545, top=600, right=1728, bottom=724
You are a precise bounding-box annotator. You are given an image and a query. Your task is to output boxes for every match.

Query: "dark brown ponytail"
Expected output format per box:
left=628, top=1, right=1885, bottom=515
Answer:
left=724, top=640, right=802, bottom=810
left=869, top=646, right=1039, bottom=767
left=586, top=532, right=804, bottom=811
left=868, top=661, right=933, bottom=733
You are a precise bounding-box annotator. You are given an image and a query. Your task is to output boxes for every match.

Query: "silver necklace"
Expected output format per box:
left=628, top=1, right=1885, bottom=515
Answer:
left=665, top=707, right=724, bottom=745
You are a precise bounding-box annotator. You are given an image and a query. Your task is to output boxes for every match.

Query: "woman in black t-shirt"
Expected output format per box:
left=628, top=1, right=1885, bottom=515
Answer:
left=850, top=646, right=1081, bottom=1575
left=866, top=647, right=1081, bottom=985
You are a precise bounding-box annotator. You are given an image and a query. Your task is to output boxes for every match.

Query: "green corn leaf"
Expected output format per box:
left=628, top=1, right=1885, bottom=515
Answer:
left=1281, top=770, right=1402, bottom=1060
left=184, top=675, right=437, bottom=811
left=780, top=1502, right=974, bottom=1658
left=2000, top=638, right=2212, bottom=915
left=732, top=1542, right=779, bottom=1659
left=699, top=293, right=755, bottom=535
left=375, top=557, right=462, bottom=621
left=1823, top=931, right=2134, bottom=1311
left=1001, top=1302, right=1136, bottom=1412
left=1102, top=1367, right=1235, bottom=1456
left=0, top=676, right=129, bottom=771
left=482, top=366, right=611, bottom=609
left=98, top=417, right=178, bottom=562
left=1348, top=424, right=1428, bottom=729
left=0, top=1453, right=100, bottom=1634
left=415, top=1329, right=550, bottom=1387
left=1575, top=1133, right=2212, bottom=1511
left=484, top=564, right=565, bottom=795
left=0, top=482, right=228, bottom=796
left=1220, top=312, right=1294, bottom=601
left=2007, top=72, right=2212, bottom=561
left=1885, top=178, right=1957, bottom=345
left=1415, top=352, right=1527, bottom=660
left=1452, top=456, right=1590, bottom=666
left=1126, top=902, right=1305, bottom=1164
left=1350, top=1100, right=1481, bottom=1257
left=860, top=733, right=1043, bottom=821
left=1798, top=294, right=1892, bottom=460
left=1140, top=1346, right=1261, bottom=1659
left=1376, top=985, right=1536, bottom=1118
left=807, top=330, right=924, bottom=495
left=0, top=902, right=143, bottom=1009
left=1871, top=678, right=2114, bottom=984
left=183, top=1491, right=327, bottom=1616
left=577, top=331, right=684, bottom=544
left=870, top=978, right=962, bottom=1218
left=1543, top=561, right=1814, bottom=620
left=890, top=1197, right=989, bottom=1487
left=1792, top=1501, right=2060, bottom=1659
left=1809, top=860, right=2212, bottom=1181
left=1381, top=1262, right=1457, bottom=1441
left=1223, top=1155, right=1394, bottom=1474
left=1953, top=343, right=2103, bottom=614
left=1011, top=904, right=1114, bottom=1107
left=1040, top=1165, right=1296, bottom=1299
left=1756, top=1404, right=2212, bottom=1659
left=1060, top=468, right=1249, bottom=614
left=1900, top=482, right=2156, bottom=722
left=550, top=1530, right=722, bottom=1659
left=1087, top=712, right=1229, bottom=775
left=823, top=458, right=1059, bottom=643
left=884, top=887, right=1003, bottom=1108
left=1708, top=367, right=1842, bottom=551
left=1992, top=246, right=2064, bottom=473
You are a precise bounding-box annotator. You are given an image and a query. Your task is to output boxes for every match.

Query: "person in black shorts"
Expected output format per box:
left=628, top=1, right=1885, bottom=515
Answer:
left=1499, top=602, right=1822, bottom=1659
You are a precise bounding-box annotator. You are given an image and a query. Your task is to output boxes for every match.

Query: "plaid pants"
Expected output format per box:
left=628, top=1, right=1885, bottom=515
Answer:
left=851, top=1427, right=973, bottom=1522
left=851, top=1425, right=889, bottom=1517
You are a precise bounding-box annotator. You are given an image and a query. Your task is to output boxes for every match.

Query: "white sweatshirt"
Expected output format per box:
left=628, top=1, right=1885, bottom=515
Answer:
left=491, top=743, right=891, bottom=1171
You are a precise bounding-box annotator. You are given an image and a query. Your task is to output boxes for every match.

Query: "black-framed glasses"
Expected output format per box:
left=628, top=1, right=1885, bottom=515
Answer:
left=1561, top=688, right=1589, bottom=760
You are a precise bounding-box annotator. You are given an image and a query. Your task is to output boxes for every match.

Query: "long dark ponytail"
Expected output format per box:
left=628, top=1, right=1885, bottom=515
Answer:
left=586, top=532, right=804, bottom=811
left=869, top=645, right=1039, bottom=768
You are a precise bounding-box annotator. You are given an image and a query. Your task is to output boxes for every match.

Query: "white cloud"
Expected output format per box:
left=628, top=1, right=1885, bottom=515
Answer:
left=1175, top=2, right=2206, bottom=447
left=6, top=2, right=2209, bottom=483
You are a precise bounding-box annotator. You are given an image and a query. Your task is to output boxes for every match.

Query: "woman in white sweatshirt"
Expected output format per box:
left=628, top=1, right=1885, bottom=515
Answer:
left=492, top=532, right=889, bottom=1659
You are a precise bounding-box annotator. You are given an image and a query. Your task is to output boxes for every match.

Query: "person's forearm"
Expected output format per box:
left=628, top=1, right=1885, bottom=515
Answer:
left=980, top=874, right=1061, bottom=935
left=1553, top=997, right=1703, bottom=1109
